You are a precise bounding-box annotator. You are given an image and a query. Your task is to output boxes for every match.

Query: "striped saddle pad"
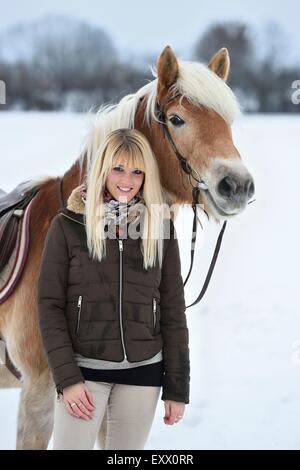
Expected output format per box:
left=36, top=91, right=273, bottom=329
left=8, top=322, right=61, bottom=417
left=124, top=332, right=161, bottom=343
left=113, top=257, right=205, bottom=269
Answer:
left=0, top=197, right=36, bottom=305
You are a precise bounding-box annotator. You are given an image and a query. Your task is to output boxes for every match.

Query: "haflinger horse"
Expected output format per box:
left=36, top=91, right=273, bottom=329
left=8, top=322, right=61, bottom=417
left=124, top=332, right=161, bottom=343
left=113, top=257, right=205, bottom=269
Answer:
left=0, top=45, right=254, bottom=449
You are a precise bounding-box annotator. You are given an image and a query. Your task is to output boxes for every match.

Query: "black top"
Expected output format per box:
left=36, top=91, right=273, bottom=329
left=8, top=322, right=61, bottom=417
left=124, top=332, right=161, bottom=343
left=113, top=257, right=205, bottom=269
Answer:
left=80, top=360, right=164, bottom=387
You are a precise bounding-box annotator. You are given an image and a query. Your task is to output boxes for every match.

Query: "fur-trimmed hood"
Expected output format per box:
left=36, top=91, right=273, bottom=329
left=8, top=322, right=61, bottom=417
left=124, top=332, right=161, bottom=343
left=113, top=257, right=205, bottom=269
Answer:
left=39, top=182, right=189, bottom=403
left=66, top=184, right=85, bottom=214
left=60, top=184, right=146, bottom=227
left=59, top=185, right=86, bottom=225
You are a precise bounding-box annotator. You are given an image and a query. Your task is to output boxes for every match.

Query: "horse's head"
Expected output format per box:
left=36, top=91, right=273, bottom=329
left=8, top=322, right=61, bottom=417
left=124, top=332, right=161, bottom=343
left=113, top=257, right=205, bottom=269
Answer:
left=137, top=46, right=255, bottom=220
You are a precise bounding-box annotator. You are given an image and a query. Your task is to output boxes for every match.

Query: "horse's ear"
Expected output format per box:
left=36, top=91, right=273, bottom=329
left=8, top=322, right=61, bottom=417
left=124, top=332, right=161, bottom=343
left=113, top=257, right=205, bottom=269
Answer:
left=156, top=46, right=179, bottom=102
left=208, top=47, right=230, bottom=81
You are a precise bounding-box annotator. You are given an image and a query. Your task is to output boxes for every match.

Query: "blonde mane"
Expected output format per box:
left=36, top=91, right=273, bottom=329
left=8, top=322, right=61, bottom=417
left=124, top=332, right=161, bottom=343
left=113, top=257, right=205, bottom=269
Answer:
left=80, top=59, right=241, bottom=175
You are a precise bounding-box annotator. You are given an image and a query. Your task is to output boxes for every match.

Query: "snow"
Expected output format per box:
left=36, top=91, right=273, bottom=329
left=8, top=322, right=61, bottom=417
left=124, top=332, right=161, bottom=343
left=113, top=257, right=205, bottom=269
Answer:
left=0, top=111, right=299, bottom=449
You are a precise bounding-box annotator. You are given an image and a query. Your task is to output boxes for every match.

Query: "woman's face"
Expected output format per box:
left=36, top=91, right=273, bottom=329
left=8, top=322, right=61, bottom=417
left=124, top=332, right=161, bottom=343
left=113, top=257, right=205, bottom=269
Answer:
left=106, top=155, right=145, bottom=202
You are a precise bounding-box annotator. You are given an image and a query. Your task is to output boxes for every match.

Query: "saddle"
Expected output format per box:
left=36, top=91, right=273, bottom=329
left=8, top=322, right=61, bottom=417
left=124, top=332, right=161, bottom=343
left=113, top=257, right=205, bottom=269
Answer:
left=0, top=178, right=65, bottom=381
left=0, top=181, right=40, bottom=304
left=0, top=181, right=40, bottom=217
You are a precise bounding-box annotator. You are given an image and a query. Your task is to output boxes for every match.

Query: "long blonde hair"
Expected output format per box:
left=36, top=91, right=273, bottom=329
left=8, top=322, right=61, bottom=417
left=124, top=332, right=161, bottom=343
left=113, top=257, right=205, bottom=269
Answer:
left=85, top=128, right=169, bottom=270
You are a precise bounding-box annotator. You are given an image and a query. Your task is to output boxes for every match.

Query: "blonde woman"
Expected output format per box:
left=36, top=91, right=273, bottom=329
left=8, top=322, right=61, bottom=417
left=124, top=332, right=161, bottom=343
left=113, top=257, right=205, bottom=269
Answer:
left=37, top=128, right=190, bottom=450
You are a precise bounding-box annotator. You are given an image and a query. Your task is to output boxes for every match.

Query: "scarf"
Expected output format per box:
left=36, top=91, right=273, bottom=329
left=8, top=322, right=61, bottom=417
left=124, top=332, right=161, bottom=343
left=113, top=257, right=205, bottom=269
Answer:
left=80, top=184, right=146, bottom=239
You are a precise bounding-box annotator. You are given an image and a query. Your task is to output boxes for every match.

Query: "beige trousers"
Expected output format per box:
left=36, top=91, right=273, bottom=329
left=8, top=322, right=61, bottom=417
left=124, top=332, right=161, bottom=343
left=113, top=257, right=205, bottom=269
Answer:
left=53, top=380, right=161, bottom=450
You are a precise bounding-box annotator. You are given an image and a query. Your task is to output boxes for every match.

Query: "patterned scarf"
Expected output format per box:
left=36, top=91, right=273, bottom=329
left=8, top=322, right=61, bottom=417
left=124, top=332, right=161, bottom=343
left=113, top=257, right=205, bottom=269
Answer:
left=80, top=184, right=145, bottom=239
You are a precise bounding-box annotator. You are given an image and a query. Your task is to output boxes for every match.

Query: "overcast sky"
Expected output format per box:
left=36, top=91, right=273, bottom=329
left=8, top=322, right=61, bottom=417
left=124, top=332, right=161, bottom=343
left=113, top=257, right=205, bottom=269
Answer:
left=0, top=0, right=299, bottom=62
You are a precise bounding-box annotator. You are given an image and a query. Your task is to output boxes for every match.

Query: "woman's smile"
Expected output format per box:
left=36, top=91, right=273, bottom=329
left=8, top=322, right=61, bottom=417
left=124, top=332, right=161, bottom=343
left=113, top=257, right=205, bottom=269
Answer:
left=106, top=157, right=145, bottom=202
left=117, top=186, right=133, bottom=193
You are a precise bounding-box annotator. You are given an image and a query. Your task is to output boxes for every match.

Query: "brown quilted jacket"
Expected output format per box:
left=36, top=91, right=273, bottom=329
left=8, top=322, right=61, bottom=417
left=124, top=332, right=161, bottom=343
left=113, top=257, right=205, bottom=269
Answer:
left=37, top=186, right=190, bottom=403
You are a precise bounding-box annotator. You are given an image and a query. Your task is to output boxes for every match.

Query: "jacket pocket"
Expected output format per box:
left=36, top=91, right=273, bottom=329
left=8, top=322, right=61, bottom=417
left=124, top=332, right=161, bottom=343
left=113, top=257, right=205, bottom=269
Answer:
left=75, top=295, right=83, bottom=337
left=152, top=297, right=160, bottom=334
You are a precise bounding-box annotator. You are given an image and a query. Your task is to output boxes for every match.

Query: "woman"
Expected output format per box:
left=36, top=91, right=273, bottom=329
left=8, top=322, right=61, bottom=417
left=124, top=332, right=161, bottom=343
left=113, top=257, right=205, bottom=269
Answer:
left=37, top=128, right=190, bottom=450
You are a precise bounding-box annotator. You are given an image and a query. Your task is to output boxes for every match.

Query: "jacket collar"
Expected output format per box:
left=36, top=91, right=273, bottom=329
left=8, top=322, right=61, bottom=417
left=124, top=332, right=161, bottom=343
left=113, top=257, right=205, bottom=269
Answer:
left=59, top=185, right=173, bottom=245
left=60, top=185, right=85, bottom=225
left=59, top=185, right=144, bottom=227
left=66, top=184, right=85, bottom=214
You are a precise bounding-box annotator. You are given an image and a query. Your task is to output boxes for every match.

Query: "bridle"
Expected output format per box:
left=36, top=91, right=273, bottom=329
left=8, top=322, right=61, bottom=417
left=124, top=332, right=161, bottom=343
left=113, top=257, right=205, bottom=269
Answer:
left=58, top=100, right=244, bottom=309
left=155, top=100, right=227, bottom=309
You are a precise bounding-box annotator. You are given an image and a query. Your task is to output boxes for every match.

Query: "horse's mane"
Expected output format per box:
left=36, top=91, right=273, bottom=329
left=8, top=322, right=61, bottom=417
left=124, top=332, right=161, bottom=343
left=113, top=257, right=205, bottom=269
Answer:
left=79, top=59, right=241, bottom=176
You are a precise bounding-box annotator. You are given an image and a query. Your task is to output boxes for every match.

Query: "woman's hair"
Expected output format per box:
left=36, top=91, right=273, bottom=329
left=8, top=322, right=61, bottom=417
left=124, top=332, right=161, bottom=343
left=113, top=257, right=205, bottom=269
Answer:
left=85, top=128, right=169, bottom=270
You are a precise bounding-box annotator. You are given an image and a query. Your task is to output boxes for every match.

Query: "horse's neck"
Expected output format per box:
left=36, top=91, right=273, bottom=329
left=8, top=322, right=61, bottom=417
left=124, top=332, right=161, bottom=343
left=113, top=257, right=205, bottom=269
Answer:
left=61, top=158, right=86, bottom=203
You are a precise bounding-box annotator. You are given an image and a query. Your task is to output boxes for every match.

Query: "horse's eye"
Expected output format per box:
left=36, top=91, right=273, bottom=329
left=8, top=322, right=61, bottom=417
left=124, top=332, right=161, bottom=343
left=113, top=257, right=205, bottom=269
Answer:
left=169, top=115, right=185, bottom=127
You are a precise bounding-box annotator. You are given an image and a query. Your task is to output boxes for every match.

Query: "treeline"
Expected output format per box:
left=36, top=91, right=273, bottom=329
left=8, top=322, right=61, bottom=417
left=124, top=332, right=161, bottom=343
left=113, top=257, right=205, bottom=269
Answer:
left=0, top=15, right=299, bottom=113
left=0, top=16, right=150, bottom=111
left=194, top=22, right=300, bottom=113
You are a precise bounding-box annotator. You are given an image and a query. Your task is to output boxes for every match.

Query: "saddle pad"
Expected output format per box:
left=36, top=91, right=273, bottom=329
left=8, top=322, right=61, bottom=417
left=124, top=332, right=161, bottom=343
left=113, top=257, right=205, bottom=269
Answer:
left=0, top=196, right=36, bottom=304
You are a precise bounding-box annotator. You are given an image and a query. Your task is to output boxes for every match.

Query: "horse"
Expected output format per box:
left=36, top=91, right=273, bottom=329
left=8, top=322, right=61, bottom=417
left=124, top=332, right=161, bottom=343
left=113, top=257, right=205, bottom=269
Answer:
left=0, top=45, right=254, bottom=449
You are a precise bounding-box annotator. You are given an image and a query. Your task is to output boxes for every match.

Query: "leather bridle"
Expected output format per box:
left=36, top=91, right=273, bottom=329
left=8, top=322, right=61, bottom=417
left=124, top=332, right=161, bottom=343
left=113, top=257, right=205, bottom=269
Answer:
left=58, top=105, right=228, bottom=310
left=155, top=100, right=227, bottom=309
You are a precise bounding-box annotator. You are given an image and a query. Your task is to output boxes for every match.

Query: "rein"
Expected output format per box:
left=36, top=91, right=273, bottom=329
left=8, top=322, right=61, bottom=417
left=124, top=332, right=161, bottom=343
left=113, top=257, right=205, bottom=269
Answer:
left=58, top=111, right=228, bottom=309
left=155, top=101, right=227, bottom=309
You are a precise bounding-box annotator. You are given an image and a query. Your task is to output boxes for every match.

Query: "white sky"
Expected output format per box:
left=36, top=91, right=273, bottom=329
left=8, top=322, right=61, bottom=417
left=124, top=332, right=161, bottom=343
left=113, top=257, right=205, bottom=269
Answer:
left=0, top=0, right=299, bottom=62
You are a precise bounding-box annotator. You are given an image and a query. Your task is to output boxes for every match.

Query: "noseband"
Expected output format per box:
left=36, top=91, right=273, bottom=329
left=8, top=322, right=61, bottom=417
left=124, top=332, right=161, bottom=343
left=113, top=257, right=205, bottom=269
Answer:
left=155, top=101, right=227, bottom=309
left=59, top=102, right=227, bottom=310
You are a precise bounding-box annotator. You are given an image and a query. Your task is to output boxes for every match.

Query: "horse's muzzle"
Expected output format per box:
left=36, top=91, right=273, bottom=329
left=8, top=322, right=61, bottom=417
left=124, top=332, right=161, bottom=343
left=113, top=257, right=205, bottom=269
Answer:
left=217, top=175, right=255, bottom=202
left=200, top=160, right=255, bottom=218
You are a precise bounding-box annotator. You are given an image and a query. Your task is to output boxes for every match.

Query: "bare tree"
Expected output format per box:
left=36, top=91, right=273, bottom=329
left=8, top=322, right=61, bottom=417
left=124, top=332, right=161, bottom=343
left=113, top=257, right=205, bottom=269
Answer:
left=194, top=21, right=254, bottom=92
left=193, top=21, right=300, bottom=112
left=31, top=17, right=117, bottom=95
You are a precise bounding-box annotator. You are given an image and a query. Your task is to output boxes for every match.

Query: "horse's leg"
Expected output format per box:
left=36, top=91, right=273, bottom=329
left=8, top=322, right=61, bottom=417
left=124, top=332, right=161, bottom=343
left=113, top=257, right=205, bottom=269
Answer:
left=0, top=176, right=65, bottom=449
left=2, top=286, right=55, bottom=450
left=0, top=302, right=22, bottom=389
left=4, top=327, right=55, bottom=450
left=16, top=368, right=54, bottom=450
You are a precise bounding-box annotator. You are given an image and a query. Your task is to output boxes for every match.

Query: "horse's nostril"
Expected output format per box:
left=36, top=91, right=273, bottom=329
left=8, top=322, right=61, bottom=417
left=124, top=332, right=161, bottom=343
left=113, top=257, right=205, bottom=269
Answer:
left=218, top=176, right=255, bottom=200
left=218, top=176, right=238, bottom=198
left=247, top=180, right=255, bottom=199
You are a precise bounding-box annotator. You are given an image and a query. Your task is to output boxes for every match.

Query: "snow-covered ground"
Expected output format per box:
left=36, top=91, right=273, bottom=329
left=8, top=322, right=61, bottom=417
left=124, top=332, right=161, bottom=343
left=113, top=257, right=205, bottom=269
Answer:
left=0, top=111, right=299, bottom=450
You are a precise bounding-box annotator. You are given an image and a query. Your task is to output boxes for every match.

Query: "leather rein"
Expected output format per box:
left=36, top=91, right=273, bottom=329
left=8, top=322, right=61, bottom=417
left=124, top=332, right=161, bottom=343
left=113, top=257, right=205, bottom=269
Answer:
left=155, top=101, right=227, bottom=309
left=4, top=136, right=223, bottom=383
left=58, top=105, right=228, bottom=310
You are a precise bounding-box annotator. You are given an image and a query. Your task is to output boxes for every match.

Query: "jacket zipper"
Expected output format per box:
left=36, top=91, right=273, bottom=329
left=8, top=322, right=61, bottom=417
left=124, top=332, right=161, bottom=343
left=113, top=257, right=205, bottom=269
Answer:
left=153, top=297, right=157, bottom=329
left=75, top=295, right=83, bottom=336
left=118, top=239, right=127, bottom=360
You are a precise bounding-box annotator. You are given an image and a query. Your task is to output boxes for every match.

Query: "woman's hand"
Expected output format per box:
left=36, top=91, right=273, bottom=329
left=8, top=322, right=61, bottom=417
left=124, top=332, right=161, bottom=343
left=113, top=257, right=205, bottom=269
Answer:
left=163, top=400, right=185, bottom=425
left=63, top=382, right=96, bottom=420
